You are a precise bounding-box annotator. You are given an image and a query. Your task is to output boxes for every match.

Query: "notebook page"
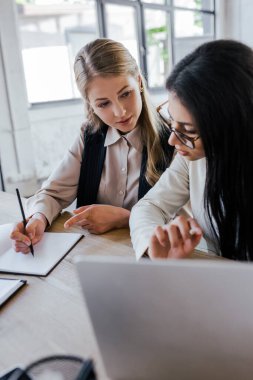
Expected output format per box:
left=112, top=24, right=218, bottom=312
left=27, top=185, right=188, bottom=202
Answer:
left=0, top=224, right=83, bottom=276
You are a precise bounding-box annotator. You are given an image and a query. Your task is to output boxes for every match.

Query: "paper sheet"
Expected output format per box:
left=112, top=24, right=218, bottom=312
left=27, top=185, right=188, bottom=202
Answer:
left=0, top=224, right=83, bottom=276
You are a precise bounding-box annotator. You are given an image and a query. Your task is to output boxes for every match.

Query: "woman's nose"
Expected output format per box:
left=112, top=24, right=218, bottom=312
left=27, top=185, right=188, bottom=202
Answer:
left=113, top=102, right=126, bottom=117
left=168, top=130, right=178, bottom=146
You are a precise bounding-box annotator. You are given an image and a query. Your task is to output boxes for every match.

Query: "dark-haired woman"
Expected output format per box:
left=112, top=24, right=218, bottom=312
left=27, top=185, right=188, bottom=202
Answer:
left=130, top=39, right=253, bottom=261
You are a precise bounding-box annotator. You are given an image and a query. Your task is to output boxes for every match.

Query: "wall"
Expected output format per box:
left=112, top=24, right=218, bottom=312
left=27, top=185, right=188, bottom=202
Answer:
left=219, top=0, right=253, bottom=47
left=28, top=101, right=84, bottom=182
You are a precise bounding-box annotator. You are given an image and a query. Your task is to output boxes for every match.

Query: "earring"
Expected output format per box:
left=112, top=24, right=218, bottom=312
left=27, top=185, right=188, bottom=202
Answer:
left=140, top=86, right=144, bottom=93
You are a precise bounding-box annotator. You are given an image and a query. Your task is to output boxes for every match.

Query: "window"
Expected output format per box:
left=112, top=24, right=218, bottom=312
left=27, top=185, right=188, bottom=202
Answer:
left=173, top=0, right=215, bottom=63
left=174, top=0, right=214, bottom=11
left=143, top=0, right=168, bottom=4
left=15, top=0, right=215, bottom=103
left=16, top=0, right=98, bottom=103
left=105, top=3, right=139, bottom=65
left=144, top=8, right=172, bottom=88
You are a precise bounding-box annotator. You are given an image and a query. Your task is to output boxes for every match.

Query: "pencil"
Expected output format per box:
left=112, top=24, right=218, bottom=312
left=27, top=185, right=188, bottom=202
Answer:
left=16, top=188, right=34, bottom=256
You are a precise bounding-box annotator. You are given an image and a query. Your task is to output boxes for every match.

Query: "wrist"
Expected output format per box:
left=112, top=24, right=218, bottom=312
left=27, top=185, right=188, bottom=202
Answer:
left=116, top=209, right=130, bottom=229
left=31, top=212, right=48, bottom=229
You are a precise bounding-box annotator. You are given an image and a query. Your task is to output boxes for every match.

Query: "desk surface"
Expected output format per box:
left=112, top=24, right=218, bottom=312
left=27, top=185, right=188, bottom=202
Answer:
left=0, top=191, right=219, bottom=378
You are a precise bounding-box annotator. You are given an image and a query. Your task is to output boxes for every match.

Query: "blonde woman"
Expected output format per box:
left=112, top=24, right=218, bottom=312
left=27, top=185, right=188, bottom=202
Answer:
left=11, top=38, right=174, bottom=253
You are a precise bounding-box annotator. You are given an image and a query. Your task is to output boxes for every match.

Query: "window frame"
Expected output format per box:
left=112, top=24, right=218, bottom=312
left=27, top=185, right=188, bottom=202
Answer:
left=98, top=0, right=216, bottom=92
left=15, top=0, right=216, bottom=103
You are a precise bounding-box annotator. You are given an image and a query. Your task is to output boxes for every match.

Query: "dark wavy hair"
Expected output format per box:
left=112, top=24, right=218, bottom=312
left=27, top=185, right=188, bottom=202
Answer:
left=166, top=40, right=253, bottom=261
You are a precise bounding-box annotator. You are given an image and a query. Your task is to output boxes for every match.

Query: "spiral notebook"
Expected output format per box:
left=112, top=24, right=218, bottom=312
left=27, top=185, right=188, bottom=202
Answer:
left=0, top=224, right=83, bottom=276
left=0, top=278, right=26, bottom=307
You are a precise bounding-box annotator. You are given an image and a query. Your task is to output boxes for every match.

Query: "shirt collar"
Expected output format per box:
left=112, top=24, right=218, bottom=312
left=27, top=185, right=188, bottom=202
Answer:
left=104, top=125, right=143, bottom=153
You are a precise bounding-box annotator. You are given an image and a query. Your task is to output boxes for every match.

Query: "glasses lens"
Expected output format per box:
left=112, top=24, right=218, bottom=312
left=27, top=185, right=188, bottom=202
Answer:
left=174, top=131, right=194, bottom=149
left=158, top=101, right=195, bottom=149
left=158, top=104, right=172, bottom=132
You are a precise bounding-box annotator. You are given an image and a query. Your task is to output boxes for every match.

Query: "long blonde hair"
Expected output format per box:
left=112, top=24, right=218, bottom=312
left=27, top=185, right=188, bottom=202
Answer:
left=74, top=38, right=169, bottom=185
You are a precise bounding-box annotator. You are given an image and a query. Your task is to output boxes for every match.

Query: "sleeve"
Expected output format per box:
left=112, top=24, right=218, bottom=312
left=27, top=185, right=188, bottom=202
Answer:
left=129, top=154, right=190, bottom=260
left=26, top=124, right=85, bottom=225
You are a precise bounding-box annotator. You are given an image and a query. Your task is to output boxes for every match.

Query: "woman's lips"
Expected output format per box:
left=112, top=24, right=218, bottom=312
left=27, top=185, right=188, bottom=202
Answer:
left=176, top=149, right=189, bottom=156
left=117, top=116, right=132, bottom=125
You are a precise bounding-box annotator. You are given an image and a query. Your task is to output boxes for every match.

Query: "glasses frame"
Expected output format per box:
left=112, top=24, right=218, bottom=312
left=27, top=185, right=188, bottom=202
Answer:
left=157, top=100, right=200, bottom=149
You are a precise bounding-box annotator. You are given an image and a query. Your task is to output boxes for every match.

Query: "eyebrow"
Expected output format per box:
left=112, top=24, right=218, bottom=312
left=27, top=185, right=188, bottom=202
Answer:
left=94, top=85, right=129, bottom=102
left=168, top=106, right=194, bottom=127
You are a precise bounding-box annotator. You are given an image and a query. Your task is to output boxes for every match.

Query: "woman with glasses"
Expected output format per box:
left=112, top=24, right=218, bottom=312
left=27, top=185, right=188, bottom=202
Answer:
left=11, top=38, right=174, bottom=254
left=130, top=39, right=253, bottom=261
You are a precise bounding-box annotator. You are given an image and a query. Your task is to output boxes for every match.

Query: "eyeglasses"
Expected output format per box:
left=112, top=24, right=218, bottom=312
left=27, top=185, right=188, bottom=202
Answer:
left=157, top=100, right=200, bottom=149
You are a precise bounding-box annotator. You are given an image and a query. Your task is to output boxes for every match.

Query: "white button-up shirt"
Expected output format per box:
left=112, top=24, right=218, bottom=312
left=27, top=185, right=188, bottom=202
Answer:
left=130, top=153, right=218, bottom=260
left=27, top=124, right=143, bottom=225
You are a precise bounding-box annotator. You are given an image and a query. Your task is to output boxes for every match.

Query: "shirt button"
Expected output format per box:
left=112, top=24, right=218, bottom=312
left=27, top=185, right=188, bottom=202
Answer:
left=121, top=167, right=126, bottom=172
left=119, top=190, right=124, bottom=196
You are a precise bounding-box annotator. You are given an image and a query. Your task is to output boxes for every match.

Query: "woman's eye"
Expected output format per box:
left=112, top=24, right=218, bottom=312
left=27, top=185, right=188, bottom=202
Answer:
left=97, top=101, right=110, bottom=108
left=180, top=125, right=197, bottom=135
left=185, top=130, right=198, bottom=135
left=121, top=91, right=131, bottom=98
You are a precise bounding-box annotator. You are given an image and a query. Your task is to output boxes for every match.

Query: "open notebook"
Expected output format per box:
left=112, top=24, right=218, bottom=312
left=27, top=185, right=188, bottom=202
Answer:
left=0, top=224, right=83, bottom=276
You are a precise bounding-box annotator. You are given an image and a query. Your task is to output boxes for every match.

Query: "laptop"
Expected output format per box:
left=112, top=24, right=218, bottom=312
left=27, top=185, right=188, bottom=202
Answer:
left=76, top=257, right=253, bottom=380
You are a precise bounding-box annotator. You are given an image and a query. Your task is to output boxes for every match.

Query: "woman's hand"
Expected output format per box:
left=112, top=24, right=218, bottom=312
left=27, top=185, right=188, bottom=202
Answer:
left=148, top=216, right=202, bottom=259
left=10, top=213, right=47, bottom=254
left=64, top=204, right=130, bottom=234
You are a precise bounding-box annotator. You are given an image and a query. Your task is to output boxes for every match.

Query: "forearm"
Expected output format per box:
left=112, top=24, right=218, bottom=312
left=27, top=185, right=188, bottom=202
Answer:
left=26, top=194, right=64, bottom=225
left=130, top=155, right=191, bottom=259
left=130, top=201, right=167, bottom=260
left=26, top=127, right=84, bottom=224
